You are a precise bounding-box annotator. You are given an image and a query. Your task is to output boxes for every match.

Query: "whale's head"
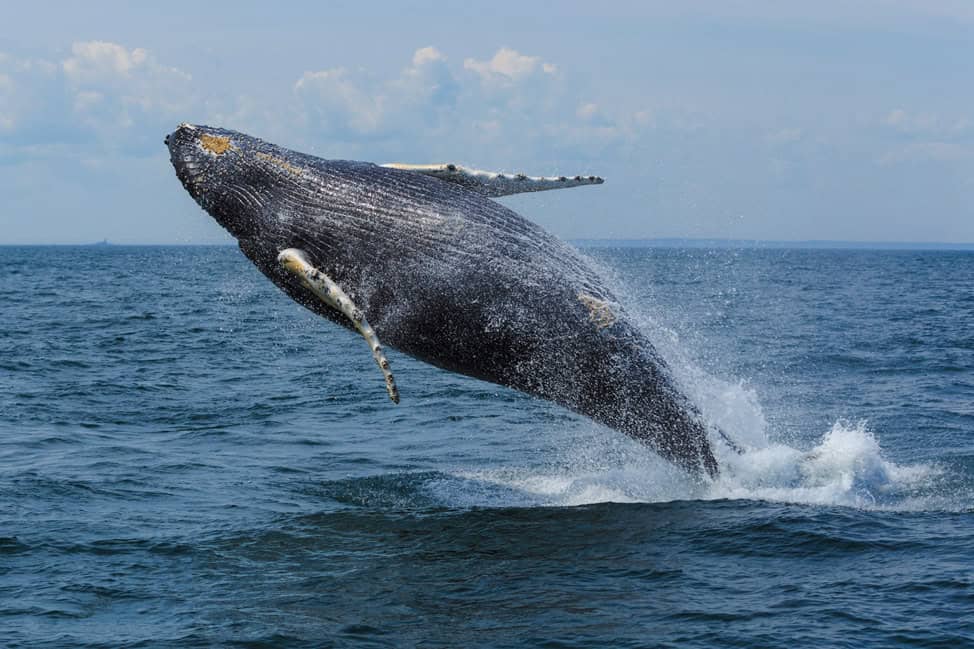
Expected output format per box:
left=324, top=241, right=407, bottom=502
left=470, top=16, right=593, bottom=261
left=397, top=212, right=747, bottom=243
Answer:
left=165, top=123, right=273, bottom=241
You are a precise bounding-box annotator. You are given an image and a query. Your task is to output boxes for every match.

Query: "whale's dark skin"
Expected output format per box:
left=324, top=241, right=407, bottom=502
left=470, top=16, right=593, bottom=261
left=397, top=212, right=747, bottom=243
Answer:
left=166, top=124, right=719, bottom=477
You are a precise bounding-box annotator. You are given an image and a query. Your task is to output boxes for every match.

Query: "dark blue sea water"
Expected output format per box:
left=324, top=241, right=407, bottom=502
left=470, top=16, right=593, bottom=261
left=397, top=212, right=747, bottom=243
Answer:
left=1, top=245, right=972, bottom=648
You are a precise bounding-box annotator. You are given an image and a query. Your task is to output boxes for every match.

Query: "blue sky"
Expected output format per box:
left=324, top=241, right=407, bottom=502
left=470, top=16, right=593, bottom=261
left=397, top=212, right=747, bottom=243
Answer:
left=1, top=1, right=972, bottom=244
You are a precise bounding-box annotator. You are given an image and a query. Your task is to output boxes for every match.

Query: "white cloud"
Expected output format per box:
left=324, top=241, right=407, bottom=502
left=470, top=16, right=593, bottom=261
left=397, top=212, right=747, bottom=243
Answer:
left=575, top=102, right=623, bottom=131
left=0, top=42, right=717, bottom=168
left=570, top=102, right=622, bottom=142
left=1, top=42, right=617, bottom=162
left=0, top=54, right=61, bottom=135
left=61, top=41, right=194, bottom=134
left=294, top=47, right=458, bottom=139
left=391, top=46, right=458, bottom=118
left=412, top=46, right=444, bottom=67
left=0, top=41, right=196, bottom=158
left=464, top=48, right=557, bottom=84
left=295, top=68, right=384, bottom=135
left=62, top=42, right=150, bottom=83
left=294, top=46, right=573, bottom=153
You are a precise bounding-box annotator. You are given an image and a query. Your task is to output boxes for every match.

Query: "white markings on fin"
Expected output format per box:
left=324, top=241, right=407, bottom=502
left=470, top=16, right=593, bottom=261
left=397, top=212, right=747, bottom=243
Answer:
left=277, top=248, right=400, bottom=404
left=381, top=163, right=604, bottom=197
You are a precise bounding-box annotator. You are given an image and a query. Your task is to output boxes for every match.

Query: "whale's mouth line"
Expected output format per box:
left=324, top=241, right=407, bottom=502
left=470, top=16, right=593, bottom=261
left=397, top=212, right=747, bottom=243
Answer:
left=166, top=124, right=213, bottom=200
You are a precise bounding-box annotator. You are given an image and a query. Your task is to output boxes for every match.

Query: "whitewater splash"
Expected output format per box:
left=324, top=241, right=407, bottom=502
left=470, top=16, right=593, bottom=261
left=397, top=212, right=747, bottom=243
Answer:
left=689, top=367, right=941, bottom=509
left=425, top=370, right=950, bottom=512
left=712, top=419, right=940, bottom=508
left=437, top=419, right=944, bottom=511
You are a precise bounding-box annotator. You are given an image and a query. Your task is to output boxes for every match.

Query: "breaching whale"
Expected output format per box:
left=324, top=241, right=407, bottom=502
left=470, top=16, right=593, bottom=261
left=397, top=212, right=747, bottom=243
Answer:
left=165, top=123, right=721, bottom=477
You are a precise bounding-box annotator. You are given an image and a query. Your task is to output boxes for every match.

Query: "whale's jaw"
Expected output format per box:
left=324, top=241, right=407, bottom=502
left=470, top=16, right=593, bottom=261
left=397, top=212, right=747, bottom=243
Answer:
left=164, top=123, right=268, bottom=242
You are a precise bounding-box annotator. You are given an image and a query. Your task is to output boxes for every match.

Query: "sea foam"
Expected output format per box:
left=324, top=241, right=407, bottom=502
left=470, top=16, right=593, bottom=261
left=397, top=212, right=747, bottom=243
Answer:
left=441, top=418, right=944, bottom=511
left=437, top=371, right=949, bottom=512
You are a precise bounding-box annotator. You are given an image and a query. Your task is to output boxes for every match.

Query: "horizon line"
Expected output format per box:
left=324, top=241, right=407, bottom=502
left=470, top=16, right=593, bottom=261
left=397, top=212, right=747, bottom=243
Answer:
left=2, top=237, right=973, bottom=250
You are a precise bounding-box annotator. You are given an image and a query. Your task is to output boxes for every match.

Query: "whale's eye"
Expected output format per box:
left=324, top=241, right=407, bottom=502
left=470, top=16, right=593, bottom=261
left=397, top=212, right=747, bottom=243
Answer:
left=200, top=134, right=232, bottom=155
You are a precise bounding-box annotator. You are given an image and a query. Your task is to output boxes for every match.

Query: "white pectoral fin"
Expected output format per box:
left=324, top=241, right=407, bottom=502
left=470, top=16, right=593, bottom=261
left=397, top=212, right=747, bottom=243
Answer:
left=277, top=248, right=400, bottom=404
left=381, top=163, right=604, bottom=197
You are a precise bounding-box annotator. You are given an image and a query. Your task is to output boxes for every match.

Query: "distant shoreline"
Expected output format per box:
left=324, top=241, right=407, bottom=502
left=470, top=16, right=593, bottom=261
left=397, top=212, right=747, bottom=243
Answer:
left=571, top=238, right=974, bottom=250
left=3, top=238, right=973, bottom=250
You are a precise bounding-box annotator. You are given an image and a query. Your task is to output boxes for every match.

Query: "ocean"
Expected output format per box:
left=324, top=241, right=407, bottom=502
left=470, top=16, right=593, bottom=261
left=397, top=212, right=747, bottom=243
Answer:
left=1, top=244, right=972, bottom=647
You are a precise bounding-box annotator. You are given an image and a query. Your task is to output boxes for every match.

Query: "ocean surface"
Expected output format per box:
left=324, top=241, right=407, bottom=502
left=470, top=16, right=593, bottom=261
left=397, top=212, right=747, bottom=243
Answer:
left=1, top=244, right=972, bottom=648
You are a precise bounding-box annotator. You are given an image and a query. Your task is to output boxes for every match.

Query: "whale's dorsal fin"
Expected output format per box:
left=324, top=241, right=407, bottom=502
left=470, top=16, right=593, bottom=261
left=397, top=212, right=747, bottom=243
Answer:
left=381, top=163, right=604, bottom=197
left=277, top=248, right=400, bottom=404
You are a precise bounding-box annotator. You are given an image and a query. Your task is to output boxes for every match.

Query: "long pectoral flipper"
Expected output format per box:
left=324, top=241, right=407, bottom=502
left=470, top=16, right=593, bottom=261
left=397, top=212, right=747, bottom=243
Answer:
left=381, top=163, right=603, bottom=198
left=277, top=248, right=400, bottom=404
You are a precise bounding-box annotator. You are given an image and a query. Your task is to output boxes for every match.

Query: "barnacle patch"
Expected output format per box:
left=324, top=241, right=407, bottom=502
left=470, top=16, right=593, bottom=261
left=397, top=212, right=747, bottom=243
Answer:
left=256, top=152, right=304, bottom=176
left=200, top=134, right=232, bottom=155
left=578, top=293, right=617, bottom=329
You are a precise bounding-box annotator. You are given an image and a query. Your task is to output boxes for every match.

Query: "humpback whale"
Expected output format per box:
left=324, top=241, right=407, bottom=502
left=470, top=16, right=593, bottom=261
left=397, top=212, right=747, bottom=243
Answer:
left=165, top=123, right=721, bottom=477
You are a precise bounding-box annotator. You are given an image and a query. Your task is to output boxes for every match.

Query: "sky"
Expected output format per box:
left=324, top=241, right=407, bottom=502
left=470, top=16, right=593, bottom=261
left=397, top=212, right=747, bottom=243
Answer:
left=1, top=0, right=972, bottom=244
